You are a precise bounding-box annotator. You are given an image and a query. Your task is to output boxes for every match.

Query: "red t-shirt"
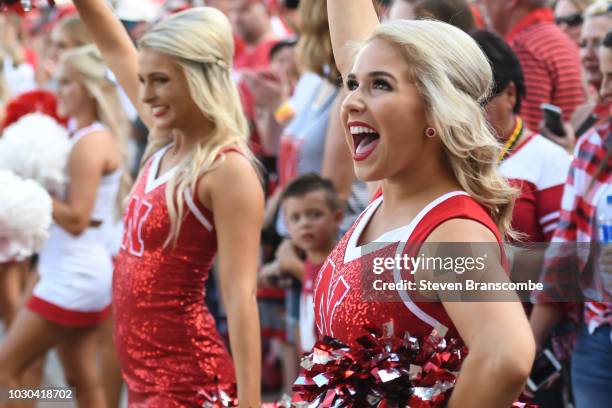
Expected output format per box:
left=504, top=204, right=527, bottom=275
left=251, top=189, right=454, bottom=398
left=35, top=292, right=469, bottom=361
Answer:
left=233, top=39, right=278, bottom=157
left=506, top=8, right=585, bottom=131
left=300, top=259, right=322, bottom=351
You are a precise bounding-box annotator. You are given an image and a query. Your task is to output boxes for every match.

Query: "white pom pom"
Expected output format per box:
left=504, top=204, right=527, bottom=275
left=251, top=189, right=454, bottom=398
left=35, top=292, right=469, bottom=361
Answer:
left=0, top=170, right=53, bottom=262
left=0, top=113, right=71, bottom=196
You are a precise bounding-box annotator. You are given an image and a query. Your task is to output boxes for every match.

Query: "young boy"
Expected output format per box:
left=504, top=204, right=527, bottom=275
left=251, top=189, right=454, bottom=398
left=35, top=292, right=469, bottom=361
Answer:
left=279, top=173, right=343, bottom=353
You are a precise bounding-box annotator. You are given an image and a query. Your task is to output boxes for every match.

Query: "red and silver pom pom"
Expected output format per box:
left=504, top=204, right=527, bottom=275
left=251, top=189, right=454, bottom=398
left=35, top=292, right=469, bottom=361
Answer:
left=197, top=384, right=238, bottom=408
left=292, top=322, right=537, bottom=408
left=292, top=323, right=464, bottom=407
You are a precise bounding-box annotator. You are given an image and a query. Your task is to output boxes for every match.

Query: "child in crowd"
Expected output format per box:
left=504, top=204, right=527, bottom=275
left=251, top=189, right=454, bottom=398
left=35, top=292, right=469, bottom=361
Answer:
left=279, top=173, right=342, bottom=353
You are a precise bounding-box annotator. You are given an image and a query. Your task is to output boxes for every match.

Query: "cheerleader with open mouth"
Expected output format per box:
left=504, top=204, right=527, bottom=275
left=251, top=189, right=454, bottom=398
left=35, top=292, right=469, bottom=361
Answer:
left=298, top=1, right=536, bottom=406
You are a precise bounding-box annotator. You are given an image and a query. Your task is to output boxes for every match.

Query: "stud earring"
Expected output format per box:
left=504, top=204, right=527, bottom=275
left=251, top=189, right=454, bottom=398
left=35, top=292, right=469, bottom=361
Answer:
left=425, top=127, right=437, bottom=138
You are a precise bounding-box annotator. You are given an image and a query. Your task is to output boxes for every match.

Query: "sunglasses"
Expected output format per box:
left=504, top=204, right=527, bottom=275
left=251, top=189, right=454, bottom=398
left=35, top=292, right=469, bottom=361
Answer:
left=555, top=13, right=583, bottom=27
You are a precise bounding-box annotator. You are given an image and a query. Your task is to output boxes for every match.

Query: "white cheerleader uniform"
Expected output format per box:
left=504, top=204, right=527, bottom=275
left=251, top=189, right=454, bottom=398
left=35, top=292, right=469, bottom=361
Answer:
left=28, top=122, right=120, bottom=326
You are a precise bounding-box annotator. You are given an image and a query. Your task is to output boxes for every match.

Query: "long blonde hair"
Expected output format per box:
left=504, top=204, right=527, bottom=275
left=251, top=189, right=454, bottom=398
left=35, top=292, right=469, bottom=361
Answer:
left=368, top=20, right=518, bottom=238
left=61, top=45, right=132, bottom=217
left=295, top=0, right=340, bottom=85
left=138, top=7, right=254, bottom=245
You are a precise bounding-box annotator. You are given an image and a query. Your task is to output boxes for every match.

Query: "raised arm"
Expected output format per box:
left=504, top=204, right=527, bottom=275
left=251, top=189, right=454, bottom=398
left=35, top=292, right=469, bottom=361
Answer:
left=72, top=0, right=151, bottom=127
left=327, top=0, right=380, bottom=77
left=327, top=0, right=379, bottom=78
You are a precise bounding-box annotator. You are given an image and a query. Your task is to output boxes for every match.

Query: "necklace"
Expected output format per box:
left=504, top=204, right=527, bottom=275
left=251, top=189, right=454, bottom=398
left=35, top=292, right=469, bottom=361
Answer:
left=498, top=116, right=524, bottom=163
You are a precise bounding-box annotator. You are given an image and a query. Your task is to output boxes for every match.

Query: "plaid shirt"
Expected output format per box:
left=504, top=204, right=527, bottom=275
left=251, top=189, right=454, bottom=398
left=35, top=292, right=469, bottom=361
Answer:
left=535, top=125, right=612, bottom=340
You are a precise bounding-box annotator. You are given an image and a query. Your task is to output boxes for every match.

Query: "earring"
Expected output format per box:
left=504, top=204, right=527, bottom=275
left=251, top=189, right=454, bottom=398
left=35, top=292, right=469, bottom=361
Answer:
left=425, top=127, right=437, bottom=138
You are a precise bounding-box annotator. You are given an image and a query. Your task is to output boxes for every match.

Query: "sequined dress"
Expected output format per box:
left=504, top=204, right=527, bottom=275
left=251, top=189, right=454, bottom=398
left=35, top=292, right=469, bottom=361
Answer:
left=113, top=144, right=235, bottom=407
left=314, top=191, right=504, bottom=345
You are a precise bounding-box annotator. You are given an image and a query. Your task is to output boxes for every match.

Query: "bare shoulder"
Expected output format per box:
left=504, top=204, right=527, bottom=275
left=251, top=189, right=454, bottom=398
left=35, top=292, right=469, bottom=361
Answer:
left=72, top=129, right=117, bottom=153
left=198, top=151, right=263, bottom=211
left=426, top=218, right=498, bottom=244
left=70, top=130, right=117, bottom=161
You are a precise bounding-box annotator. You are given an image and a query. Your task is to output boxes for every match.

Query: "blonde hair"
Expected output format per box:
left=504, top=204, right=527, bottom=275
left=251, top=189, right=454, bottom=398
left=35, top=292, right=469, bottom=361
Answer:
left=295, top=0, right=340, bottom=85
left=569, top=0, right=596, bottom=13
left=61, top=45, right=132, bottom=217
left=0, top=47, right=10, bottom=109
left=55, top=16, right=93, bottom=48
left=585, top=0, right=612, bottom=17
left=138, top=7, right=254, bottom=245
left=367, top=20, right=518, bottom=238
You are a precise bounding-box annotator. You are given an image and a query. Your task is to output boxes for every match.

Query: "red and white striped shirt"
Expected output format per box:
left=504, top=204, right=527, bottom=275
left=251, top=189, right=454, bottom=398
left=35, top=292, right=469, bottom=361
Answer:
left=506, top=8, right=585, bottom=132
left=537, top=125, right=612, bottom=339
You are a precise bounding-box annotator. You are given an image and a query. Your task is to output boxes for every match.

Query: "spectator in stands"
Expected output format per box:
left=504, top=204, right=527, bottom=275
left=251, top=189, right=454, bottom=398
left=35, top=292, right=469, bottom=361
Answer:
left=544, top=0, right=612, bottom=150
left=43, top=16, right=93, bottom=88
left=228, top=0, right=280, bottom=157
left=555, top=0, right=592, bottom=45
left=479, top=0, right=586, bottom=132
left=530, top=30, right=612, bottom=408
left=579, top=1, right=612, bottom=118
left=472, top=29, right=572, bottom=408
left=0, top=13, right=36, bottom=95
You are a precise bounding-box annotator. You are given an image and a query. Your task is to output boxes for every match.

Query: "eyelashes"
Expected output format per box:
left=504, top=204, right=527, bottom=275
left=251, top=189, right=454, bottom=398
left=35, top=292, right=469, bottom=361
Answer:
left=345, top=78, right=393, bottom=92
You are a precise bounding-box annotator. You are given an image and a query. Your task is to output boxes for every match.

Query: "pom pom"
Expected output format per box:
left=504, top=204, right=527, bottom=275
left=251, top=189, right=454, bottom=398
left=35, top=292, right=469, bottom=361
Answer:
left=0, top=169, right=52, bottom=262
left=292, top=324, right=465, bottom=407
left=2, top=90, right=65, bottom=130
left=196, top=384, right=237, bottom=408
left=293, top=323, right=538, bottom=408
left=0, top=112, right=71, bottom=195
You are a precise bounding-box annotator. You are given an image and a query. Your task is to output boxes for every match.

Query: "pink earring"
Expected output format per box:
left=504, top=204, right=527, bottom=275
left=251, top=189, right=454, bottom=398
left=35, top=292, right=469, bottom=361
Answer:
left=425, top=127, right=437, bottom=138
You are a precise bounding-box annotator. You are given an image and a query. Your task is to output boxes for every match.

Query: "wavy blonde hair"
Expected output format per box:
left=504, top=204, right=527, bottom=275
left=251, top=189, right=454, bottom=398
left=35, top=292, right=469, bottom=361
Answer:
left=61, top=45, right=132, bottom=217
left=295, top=0, right=340, bottom=85
left=367, top=20, right=518, bottom=238
left=138, top=7, right=254, bottom=245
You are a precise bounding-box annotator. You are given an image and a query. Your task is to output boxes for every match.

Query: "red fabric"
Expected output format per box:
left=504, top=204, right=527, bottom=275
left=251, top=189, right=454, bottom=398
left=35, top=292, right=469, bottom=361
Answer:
left=535, top=125, right=611, bottom=331
left=302, top=259, right=321, bottom=298
left=234, top=40, right=277, bottom=71
left=470, top=4, right=485, bottom=29
left=506, top=8, right=585, bottom=131
left=499, top=133, right=569, bottom=242
left=314, top=193, right=505, bottom=347
left=234, top=39, right=278, bottom=158
left=23, top=48, right=37, bottom=70
left=27, top=296, right=110, bottom=327
left=113, top=147, right=236, bottom=404
left=233, top=34, right=245, bottom=64
left=277, top=136, right=302, bottom=189
left=257, top=287, right=286, bottom=299
left=594, top=101, right=612, bottom=128
left=505, top=8, right=555, bottom=43
left=2, top=90, right=66, bottom=129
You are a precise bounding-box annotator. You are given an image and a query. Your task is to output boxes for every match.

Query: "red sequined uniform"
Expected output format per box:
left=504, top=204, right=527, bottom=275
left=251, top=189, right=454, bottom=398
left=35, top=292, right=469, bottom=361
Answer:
left=314, top=191, right=503, bottom=346
left=113, top=145, right=235, bottom=407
